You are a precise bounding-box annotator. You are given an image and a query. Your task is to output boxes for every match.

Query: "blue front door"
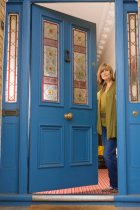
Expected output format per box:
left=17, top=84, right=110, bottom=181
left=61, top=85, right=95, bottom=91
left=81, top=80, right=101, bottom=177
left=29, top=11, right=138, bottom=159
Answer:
left=29, top=4, right=97, bottom=193
left=124, top=1, right=140, bottom=194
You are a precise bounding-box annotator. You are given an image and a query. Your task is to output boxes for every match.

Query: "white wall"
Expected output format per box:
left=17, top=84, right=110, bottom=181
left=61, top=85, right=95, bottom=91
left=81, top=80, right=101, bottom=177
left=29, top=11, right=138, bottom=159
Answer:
left=98, top=27, right=115, bottom=71
left=38, top=3, right=116, bottom=71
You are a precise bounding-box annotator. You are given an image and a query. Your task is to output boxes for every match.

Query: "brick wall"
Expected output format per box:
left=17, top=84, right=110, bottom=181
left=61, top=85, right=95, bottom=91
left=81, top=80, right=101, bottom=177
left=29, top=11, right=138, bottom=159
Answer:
left=0, top=0, right=6, bottom=118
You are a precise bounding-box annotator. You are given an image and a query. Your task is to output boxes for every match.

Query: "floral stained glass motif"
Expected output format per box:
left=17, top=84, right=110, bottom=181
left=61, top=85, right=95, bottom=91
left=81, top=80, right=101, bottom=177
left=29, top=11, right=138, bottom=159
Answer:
left=42, top=20, right=59, bottom=102
left=127, top=13, right=140, bottom=102
left=5, top=14, right=19, bottom=103
left=73, top=28, right=88, bottom=105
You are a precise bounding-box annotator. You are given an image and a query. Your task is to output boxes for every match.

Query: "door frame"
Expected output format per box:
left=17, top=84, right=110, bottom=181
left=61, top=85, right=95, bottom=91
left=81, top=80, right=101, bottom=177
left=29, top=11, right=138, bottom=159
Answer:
left=18, top=0, right=127, bottom=197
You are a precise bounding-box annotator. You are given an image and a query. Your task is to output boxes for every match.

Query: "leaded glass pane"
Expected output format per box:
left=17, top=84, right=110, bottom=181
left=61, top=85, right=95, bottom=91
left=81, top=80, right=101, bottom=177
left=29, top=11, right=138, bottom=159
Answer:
left=5, top=14, right=18, bottom=103
left=73, top=28, right=88, bottom=105
left=127, top=13, right=140, bottom=102
left=42, top=20, right=59, bottom=102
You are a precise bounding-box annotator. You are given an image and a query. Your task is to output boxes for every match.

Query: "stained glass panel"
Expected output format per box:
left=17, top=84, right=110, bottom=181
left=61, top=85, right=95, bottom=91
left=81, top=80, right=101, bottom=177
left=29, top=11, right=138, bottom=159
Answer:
left=42, top=20, right=59, bottom=102
left=73, top=28, right=88, bottom=105
left=5, top=14, right=18, bottom=103
left=127, top=13, right=140, bottom=102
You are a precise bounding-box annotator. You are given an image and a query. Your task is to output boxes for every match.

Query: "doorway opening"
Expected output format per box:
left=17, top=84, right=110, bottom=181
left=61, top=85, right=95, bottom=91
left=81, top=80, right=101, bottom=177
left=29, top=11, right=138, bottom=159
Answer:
left=32, top=1, right=117, bottom=195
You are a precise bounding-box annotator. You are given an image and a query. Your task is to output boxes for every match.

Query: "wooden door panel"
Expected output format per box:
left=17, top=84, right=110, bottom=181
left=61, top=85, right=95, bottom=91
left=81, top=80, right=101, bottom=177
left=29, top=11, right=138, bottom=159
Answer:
left=29, top=4, right=97, bottom=193
left=124, top=2, right=140, bottom=194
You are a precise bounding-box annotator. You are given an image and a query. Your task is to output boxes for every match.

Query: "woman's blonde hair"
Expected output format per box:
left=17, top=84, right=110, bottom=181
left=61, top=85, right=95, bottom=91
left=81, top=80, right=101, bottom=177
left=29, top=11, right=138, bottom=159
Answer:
left=97, top=63, right=115, bottom=85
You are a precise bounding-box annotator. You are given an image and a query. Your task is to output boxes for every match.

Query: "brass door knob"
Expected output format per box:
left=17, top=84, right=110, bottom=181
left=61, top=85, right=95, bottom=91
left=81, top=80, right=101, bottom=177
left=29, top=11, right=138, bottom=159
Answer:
left=64, top=112, right=73, bottom=120
left=132, top=110, right=138, bottom=116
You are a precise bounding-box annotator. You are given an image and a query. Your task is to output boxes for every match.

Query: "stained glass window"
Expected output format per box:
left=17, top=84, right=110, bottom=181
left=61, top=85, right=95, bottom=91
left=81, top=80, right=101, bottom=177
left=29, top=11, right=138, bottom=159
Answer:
left=42, top=20, right=59, bottom=102
left=73, top=28, right=88, bottom=105
left=127, top=13, right=140, bottom=102
left=5, top=14, right=18, bottom=103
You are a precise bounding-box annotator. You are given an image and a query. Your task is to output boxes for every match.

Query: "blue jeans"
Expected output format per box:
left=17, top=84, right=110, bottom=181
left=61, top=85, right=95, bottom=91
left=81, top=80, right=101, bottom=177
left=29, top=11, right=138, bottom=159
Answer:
left=102, top=127, right=118, bottom=189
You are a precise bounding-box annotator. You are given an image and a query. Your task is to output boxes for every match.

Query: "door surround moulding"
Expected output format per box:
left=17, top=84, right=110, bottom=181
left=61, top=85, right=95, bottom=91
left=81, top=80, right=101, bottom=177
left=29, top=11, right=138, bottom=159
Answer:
left=4, top=0, right=127, bottom=198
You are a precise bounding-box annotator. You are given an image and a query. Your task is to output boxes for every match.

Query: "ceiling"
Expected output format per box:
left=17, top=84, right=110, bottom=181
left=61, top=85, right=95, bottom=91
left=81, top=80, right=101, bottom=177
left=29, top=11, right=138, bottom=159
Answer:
left=37, top=2, right=115, bottom=64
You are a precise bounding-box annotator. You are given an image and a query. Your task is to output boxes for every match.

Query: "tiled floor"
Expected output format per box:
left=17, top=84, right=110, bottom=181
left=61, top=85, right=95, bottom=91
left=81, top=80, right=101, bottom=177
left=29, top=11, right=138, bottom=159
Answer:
left=35, top=169, right=112, bottom=195
left=0, top=170, right=139, bottom=209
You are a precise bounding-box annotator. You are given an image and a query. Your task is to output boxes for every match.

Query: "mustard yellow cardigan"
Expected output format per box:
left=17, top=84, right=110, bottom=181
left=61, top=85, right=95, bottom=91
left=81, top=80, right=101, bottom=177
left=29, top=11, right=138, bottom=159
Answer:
left=97, top=82, right=117, bottom=140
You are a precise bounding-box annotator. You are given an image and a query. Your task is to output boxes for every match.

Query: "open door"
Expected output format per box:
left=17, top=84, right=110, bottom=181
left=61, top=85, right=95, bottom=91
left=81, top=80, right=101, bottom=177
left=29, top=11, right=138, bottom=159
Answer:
left=29, top=4, right=97, bottom=193
left=124, top=1, right=140, bottom=194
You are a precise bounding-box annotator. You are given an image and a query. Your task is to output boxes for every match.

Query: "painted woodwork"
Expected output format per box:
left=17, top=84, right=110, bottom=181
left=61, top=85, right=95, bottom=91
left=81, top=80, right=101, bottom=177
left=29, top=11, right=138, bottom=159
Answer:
left=0, top=4, right=22, bottom=193
left=0, top=0, right=140, bottom=202
left=124, top=2, right=140, bottom=194
left=29, top=4, right=97, bottom=193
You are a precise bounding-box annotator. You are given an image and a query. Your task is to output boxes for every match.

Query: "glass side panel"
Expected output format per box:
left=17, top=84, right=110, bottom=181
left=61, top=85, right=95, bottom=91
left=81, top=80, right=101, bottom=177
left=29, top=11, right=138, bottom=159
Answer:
left=42, top=20, right=59, bottom=102
left=127, top=13, right=140, bottom=102
left=73, top=28, right=88, bottom=105
left=0, top=0, right=6, bottom=136
left=5, top=14, right=19, bottom=103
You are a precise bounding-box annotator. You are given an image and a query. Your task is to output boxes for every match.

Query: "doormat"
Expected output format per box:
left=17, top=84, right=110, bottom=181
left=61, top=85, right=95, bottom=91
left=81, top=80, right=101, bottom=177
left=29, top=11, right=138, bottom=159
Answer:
left=29, top=205, right=116, bottom=210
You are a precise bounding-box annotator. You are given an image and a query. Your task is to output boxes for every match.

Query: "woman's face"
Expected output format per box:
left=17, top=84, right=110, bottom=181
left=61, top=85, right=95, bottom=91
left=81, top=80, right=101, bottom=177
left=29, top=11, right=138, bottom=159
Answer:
left=100, top=69, right=111, bottom=82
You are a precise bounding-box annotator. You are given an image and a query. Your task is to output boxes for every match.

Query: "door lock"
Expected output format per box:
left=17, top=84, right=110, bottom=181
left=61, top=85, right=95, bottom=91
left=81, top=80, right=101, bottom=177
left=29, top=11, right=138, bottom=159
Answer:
left=65, top=50, right=70, bottom=63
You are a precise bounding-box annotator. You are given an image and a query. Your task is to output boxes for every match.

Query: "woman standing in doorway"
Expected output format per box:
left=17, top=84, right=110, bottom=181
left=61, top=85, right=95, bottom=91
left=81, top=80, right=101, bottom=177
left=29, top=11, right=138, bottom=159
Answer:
left=97, top=63, right=118, bottom=193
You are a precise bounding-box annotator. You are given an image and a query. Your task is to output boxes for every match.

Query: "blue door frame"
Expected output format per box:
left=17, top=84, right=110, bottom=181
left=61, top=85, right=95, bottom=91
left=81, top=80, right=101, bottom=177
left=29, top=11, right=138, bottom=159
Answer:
left=18, top=0, right=125, bottom=195
left=1, top=0, right=140, bottom=205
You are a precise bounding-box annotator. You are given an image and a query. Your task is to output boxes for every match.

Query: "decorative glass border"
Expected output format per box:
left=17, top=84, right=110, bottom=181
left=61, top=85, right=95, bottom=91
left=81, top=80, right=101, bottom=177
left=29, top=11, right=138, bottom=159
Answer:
left=72, top=28, right=88, bottom=105
left=42, top=20, right=59, bottom=103
left=127, top=13, right=140, bottom=102
left=5, top=14, right=19, bottom=103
